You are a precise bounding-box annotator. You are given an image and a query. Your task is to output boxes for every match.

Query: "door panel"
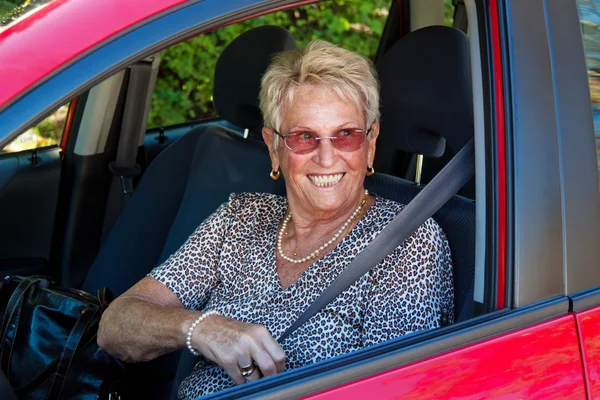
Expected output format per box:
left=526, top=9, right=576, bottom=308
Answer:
left=575, top=305, right=600, bottom=399
left=0, top=147, right=61, bottom=275
left=304, top=315, right=585, bottom=399
left=144, top=119, right=243, bottom=167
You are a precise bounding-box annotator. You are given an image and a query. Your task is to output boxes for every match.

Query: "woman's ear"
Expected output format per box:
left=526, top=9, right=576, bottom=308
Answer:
left=367, top=123, right=380, bottom=167
left=262, top=127, right=280, bottom=170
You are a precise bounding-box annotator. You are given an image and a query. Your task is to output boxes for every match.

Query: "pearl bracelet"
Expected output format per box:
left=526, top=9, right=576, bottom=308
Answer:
left=186, top=310, right=220, bottom=356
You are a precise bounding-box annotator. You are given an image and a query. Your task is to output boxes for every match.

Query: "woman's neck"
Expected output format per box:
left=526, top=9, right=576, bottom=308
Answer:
left=286, top=190, right=366, bottom=239
left=275, top=191, right=374, bottom=289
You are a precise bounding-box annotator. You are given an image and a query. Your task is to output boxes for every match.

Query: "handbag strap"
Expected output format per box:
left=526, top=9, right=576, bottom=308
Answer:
left=47, top=305, right=101, bottom=399
left=278, top=139, right=475, bottom=342
left=14, top=288, right=108, bottom=396
left=0, top=277, right=43, bottom=371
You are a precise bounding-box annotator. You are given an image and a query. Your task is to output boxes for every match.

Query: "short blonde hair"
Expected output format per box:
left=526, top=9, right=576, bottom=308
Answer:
left=259, top=40, right=380, bottom=145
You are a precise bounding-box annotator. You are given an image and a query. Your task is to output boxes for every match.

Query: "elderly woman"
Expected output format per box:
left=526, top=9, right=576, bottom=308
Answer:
left=98, top=40, right=453, bottom=399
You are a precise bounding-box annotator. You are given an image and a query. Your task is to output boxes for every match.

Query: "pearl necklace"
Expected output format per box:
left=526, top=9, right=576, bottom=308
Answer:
left=278, top=190, right=369, bottom=264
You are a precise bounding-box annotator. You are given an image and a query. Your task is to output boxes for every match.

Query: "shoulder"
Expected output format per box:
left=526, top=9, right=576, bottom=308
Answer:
left=366, top=196, right=450, bottom=276
left=224, top=192, right=286, bottom=224
left=372, top=195, right=446, bottom=243
left=226, top=192, right=285, bottom=210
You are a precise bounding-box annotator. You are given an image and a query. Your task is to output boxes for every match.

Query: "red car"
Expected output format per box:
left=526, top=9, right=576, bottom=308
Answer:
left=1, top=0, right=599, bottom=399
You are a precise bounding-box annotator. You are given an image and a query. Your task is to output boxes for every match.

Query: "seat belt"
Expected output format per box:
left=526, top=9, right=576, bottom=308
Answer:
left=452, top=0, right=468, bottom=33
left=279, top=139, right=475, bottom=342
left=101, top=61, right=153, bottom=242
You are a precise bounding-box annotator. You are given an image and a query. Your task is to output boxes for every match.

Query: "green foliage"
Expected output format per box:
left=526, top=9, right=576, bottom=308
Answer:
left=1, top=0, right=49, bottom=26
left=444, top=0, right=454, bottom=27
left=148, top=0, right=392, bottom=128
left=0, top=1, right=18, bottom=19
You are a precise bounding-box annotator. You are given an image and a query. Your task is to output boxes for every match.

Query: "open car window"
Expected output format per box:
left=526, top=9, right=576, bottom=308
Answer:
left=0, top=102, right=70, bottom=154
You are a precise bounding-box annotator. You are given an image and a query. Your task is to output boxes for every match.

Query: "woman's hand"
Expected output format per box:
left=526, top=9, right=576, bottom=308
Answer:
left=192, top=314, right=286, bottom=384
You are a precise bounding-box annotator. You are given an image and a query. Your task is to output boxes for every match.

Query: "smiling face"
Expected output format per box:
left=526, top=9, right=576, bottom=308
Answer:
left=263, top=85, right=379, bottom=221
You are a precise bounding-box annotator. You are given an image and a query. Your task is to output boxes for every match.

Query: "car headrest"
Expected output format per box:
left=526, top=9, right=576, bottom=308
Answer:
left=213, top=26, right=297, bottom=136
left=377, top=25, right=473, bottom=158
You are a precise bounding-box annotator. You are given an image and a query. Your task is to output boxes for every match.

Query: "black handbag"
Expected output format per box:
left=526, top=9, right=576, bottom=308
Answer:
left=0, top=276, right=125, bottom=399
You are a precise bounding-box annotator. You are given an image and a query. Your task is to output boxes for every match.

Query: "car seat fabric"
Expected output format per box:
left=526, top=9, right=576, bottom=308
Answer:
left=377, top=25, right=475, bottom=198
left=213, top=25, right=297, bottom=135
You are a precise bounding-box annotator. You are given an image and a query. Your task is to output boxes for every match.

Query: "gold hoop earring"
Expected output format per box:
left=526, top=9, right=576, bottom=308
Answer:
left=366, top=167, right=375, bottom=176
left=270, top=168, right=281, bottom=180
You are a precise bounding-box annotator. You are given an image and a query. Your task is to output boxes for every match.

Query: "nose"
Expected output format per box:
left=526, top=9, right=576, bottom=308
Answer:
left=312, top=137, right=336, bottom=167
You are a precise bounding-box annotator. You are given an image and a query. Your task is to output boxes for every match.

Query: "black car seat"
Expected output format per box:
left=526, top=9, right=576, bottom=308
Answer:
left=81, top=26, right=296, bottom=398
left=366, top=25, right=476, bottom=323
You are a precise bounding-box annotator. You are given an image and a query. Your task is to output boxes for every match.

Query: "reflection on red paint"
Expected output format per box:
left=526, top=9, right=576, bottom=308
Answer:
left=304, top=316, right=585, bottom=399
left=575, top=306, right=600, bottom=399
left=0, top=0, right=189, bottom=109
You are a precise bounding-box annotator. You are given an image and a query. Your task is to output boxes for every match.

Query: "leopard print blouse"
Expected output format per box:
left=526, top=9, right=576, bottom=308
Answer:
left=148, top=192, right=453, bottom=399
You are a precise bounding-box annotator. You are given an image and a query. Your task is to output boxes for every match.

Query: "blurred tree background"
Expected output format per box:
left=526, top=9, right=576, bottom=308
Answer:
left=0, top=0, right=48, bottom=25
left=148, top=0, right=395, bottom=128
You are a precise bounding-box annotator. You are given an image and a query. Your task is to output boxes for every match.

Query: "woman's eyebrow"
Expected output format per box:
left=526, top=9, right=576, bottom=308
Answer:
left=286, top=126, right=314, bottom=132
left=334, top=122, right=361, bottom=129
left=287, top=122, right=360, bottom=132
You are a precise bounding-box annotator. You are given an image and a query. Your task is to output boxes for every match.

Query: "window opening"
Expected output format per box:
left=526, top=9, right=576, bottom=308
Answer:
left=1, top=103, right=70, bottom=154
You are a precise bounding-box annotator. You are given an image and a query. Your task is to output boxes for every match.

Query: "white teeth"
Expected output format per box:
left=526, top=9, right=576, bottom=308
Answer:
left=308, top=173, right=344, bottom=187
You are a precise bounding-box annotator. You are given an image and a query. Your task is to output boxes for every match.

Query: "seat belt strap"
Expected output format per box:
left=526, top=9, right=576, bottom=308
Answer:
left=278, top=139, right=475, bottom=342
left=101, top=61, right=153, bottom=242
left=453, top=0, right=468, bottom=33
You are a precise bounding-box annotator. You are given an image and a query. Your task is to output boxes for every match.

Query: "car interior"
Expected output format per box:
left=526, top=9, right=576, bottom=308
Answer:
left=0, top=0, right=485, bottom=398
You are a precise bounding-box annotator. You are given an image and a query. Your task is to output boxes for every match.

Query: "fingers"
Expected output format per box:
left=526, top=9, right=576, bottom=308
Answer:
left=246, top=325, right=286, bottom=377
left=225, top=325, right=284, bottom=383
left=222, top=359, right=246, bottom=385
left=193, top=316, right=285, bottom=384
left=261, top=334, right=286, bottom=374
left=238, top=358, right=262, bottom=383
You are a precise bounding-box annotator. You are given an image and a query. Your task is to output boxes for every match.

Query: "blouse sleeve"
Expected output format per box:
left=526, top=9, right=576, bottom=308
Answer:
left=362, top=217, right=454, bottom=347
left=147, top=196, right=235, bottom=310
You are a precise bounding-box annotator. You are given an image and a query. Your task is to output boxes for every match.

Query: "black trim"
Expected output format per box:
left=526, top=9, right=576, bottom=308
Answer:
left=570, top=288, right=600, bottom=313
left=373, top=0, right=399, bottom=64
left=146, top=116, right=224, bottom=134
left=497, top=0, right=515, bottom=310
left=203, top=297, right=569, bottom=400
left=64, top=92, right=89, bottom=156
left=475, top=0, right=497, bottom=313
left=403, top=0, right=411, bottom=35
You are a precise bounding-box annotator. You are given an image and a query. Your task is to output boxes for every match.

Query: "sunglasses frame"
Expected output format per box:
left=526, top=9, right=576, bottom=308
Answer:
left=272, top=127, right=372, bottom=153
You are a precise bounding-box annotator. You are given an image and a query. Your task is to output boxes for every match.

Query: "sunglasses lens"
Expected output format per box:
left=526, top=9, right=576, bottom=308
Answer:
left=332, top=129, right=367, bottom=152
left=283, top=129, right=368, bottom=153
left=285, top=132, right=319, bottom=154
